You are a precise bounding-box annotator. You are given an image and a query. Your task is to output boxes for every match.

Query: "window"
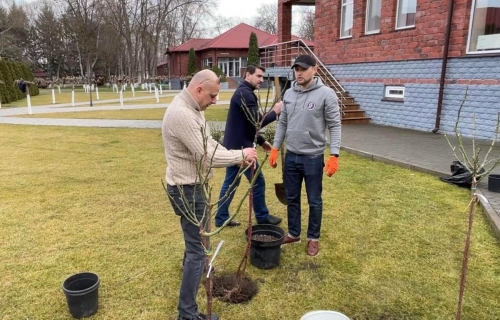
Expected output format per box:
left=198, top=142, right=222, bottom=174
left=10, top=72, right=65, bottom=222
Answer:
left=341, top=0, right=354, bottom=38
left=467, top=0, right=500, bottom=53
left=385, top=86, right=405, bottom=99
left=218, top=58, right=246, bottom=77
left=202, top=58, right=213, bottom=69
left=366, top=0, right=382, bottom=34
left=396, top=0, right=416, bottom=29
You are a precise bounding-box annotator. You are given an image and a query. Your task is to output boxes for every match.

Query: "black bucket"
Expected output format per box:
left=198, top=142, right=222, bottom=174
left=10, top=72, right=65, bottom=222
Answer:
left=245, top=224, right=285, bottom=270
left=62, top=272, right=100, bottom=319
left=488, top=174, right=500, bottom=193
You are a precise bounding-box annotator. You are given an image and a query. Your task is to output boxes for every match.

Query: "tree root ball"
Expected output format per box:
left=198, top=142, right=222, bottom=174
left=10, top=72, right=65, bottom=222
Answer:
left=212, top=273, right=259, bottom=304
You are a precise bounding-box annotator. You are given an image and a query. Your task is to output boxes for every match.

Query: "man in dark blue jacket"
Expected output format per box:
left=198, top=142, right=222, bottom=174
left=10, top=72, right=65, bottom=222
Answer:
left=215, top=65, right=282, bottom=227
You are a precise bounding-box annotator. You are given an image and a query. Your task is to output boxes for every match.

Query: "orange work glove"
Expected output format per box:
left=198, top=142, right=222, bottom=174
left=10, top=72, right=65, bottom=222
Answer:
left=325, top=156, right=339, bottom=177
left=269, top=148, right=279, bottom=168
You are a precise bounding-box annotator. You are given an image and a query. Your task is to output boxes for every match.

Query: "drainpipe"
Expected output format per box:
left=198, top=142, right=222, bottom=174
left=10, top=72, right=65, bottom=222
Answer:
left=432, top=0, right=455, bottom=133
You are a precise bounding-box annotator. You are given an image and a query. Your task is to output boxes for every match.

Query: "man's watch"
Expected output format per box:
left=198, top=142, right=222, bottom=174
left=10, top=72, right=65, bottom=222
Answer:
left=331, top=154, right=339, bottom=158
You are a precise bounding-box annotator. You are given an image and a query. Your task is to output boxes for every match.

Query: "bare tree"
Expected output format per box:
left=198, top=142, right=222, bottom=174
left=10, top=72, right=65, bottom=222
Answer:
left=207, top=15, right=237, bottom=36
left=252, top=2, right=277, bottom=34
left=296, top=6, right=315, bottom=41
left=60, top=0, right=103, bottom=78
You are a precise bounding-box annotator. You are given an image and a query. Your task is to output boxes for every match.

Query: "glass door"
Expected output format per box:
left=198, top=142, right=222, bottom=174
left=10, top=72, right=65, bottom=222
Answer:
left=218, top=58, right=229, bottom=76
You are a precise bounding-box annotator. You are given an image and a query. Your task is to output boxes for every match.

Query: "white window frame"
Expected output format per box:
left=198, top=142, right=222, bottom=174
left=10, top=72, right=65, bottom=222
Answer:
left=365, top=0, right=382, bottom=34
left=202, top=58, right=213, bottom=68
left=340, top=0, right=354, bottom=38
left=466, top=0, right=500, bottom=54
left=385, top=86, right=405, bottom=99
left=395, top=0, right=417, bottom=30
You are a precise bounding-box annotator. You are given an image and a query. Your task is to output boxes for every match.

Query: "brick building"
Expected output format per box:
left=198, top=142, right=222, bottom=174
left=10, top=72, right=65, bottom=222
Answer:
left=163, top=23, right=313, bottom=84
left=275, top=0, right=500, bottom=139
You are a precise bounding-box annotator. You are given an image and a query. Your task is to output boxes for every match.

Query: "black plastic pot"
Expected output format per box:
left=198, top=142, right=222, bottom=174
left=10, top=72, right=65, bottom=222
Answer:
left=488, top=174, right=500, bottom=193
left=62, top=272, right=100, bottom=319
left=245, top=224, right=285, bottom=270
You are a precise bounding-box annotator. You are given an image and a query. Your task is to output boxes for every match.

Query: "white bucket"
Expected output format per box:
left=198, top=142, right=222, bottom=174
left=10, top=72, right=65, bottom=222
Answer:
left=300, top=310, right=350, bottom=320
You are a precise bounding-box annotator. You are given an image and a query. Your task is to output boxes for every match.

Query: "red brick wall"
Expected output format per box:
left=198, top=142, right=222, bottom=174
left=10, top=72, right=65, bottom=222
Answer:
left=198, top=49, right=249, bottom=62
left=168, top=52, right=189, bottom=77
left=313, top=0, right=472, bottom=64
left=170, top=48, right=255, bottom=76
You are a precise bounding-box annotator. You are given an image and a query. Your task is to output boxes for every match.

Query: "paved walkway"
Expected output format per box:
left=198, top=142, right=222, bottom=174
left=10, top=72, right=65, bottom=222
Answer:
left=1, top=96, right=499, bottom=237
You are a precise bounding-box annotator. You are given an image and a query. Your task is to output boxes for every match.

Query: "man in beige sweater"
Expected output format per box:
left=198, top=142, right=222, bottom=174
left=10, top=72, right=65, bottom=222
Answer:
left=163, top=69, right=257, bottom=320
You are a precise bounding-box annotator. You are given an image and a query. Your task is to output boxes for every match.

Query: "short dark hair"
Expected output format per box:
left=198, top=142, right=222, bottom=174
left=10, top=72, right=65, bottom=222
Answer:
left=245, top=64, right=266, bottom=75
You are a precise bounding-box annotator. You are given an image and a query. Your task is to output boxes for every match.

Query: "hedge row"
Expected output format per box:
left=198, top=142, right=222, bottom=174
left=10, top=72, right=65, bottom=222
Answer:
left=0, top=60, right=40, bottom=104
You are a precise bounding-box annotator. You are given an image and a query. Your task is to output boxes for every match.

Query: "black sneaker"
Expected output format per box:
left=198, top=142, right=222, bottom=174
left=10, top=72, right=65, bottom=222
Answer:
left=197, top=312, right=219, bottom=320
left=215, top=220, right=241, bottom=227
left=177, top=312, right=219, bottom=320
left=257, top=214, right=282, bottom=225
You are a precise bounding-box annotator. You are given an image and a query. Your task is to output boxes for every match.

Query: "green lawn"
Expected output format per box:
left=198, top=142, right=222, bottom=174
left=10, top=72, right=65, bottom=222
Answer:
left=16, top=105, right=230, bottom=121
left=2, top=89, right=235, bottom=108
left=1, top=124, right=499, bottom=319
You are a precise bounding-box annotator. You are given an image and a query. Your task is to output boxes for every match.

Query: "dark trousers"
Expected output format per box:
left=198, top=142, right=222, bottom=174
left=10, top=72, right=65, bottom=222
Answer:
left=167, top=184, right=206, bottom=318
left=284, top=151, right=324, bottom=240
left=215, top=162, right=269, bottom=226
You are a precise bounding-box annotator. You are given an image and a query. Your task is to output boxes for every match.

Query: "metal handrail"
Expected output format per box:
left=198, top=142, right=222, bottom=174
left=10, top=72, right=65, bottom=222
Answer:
left=260, top=39, right=349, bottom=115
left=293, top=39, right=346, bottom=96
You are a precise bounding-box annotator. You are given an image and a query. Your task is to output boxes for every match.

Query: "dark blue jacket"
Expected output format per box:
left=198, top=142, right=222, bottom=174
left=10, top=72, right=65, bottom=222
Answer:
left=222, top=81, right=277, bottom=150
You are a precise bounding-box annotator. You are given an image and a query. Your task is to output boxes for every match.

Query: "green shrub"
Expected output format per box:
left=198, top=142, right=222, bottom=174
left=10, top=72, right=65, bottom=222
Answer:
left=0, top=60, right=39, bottom=104
left=211, top=66, right=226, bottom=83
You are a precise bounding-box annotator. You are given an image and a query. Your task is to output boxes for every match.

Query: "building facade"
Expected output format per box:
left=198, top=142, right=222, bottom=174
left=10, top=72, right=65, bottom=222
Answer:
left=278, top=0, right=500, bottom=140
left=163, top=23, right=313, bottom=84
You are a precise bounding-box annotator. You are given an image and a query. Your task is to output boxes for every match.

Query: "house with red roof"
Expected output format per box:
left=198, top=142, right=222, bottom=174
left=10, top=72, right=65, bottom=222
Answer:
left=163, top=23, right=313, bottom=81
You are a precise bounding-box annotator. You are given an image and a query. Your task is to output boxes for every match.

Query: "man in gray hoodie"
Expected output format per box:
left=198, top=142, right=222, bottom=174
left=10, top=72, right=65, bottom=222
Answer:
left=269, top=54, right=341, bottom=257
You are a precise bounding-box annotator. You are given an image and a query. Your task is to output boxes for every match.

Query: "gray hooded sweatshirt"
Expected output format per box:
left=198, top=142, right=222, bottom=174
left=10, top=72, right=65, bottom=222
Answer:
left=273, top=77, right=341, bottom=155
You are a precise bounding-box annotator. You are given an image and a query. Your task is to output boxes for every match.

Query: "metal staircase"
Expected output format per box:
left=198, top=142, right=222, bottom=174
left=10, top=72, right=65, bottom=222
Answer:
left=260, top=39, right=370, bottom=124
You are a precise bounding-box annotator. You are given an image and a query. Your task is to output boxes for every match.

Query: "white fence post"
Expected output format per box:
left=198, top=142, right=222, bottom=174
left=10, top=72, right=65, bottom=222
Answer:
left=96, top=86, right=100, bottom=100
left=27, top=93, right=32, bottom=115
left=52, top=88, right=56, bottom=104
left=119, top=90, right=124, bottom=109
left=71, top=90, right=75, bottom=107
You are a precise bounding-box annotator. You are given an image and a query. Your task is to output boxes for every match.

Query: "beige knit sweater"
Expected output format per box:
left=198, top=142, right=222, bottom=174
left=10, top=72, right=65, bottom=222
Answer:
left=162, top=89, right=244, bottom=185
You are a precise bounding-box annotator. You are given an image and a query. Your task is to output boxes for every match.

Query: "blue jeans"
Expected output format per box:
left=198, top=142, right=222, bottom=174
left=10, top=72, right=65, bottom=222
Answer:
left=215, top=162, right=269, bottom=226
left=284, top=151, right=324, bottom=240
left=167, top=184, right=206, bottom=318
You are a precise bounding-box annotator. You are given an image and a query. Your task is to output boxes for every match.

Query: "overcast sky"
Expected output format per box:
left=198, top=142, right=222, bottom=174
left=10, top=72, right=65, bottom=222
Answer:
left=215, top=0, right=275, bottom=22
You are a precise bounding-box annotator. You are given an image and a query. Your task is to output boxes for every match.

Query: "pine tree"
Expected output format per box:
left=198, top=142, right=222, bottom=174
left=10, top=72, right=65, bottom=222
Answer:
left=188, top=48, right=196, bottom=75
left=247, top=32, right=260, bottom=66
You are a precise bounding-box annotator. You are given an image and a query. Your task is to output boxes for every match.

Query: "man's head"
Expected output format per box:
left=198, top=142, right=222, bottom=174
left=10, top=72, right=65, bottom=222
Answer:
left=244, top=65, right=266, bottom=89
left=291, top=55, right=318, bottom=88
left=187, top=69, right=220, bottom=110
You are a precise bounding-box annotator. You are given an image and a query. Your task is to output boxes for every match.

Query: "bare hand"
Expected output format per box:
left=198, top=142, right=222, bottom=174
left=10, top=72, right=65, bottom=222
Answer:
left=273, top=101, right=283, bottom=116
left=242, top=147, right=257, bottom=162
left=261, top=141, right=272, bottom=153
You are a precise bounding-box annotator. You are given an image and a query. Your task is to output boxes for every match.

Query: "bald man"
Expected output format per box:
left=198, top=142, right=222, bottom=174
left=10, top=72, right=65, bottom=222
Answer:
left=162, top=69, right=257, bottom=320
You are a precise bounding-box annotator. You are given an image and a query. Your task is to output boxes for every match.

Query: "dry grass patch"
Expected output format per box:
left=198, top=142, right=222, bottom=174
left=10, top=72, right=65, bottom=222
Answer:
left=0, top=124, right=499, bottom=319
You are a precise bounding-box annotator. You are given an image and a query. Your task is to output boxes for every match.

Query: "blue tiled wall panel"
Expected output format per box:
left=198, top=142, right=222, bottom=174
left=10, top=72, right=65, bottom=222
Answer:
left=328, top=56, right=500, bottom=140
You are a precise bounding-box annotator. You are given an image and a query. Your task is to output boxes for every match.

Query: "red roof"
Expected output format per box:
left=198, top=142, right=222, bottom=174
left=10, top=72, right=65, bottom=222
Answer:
left=166, top=23, right=314, bottom=54
left=167, top=38, right=211, bottom=53
left=198, top=23, right=275, bottom=50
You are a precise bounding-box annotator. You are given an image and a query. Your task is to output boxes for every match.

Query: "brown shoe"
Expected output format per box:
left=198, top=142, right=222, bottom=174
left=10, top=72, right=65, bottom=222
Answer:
left=281, top=235, right=301, bottom=247
left=307, top=240, right=319, bottom=256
